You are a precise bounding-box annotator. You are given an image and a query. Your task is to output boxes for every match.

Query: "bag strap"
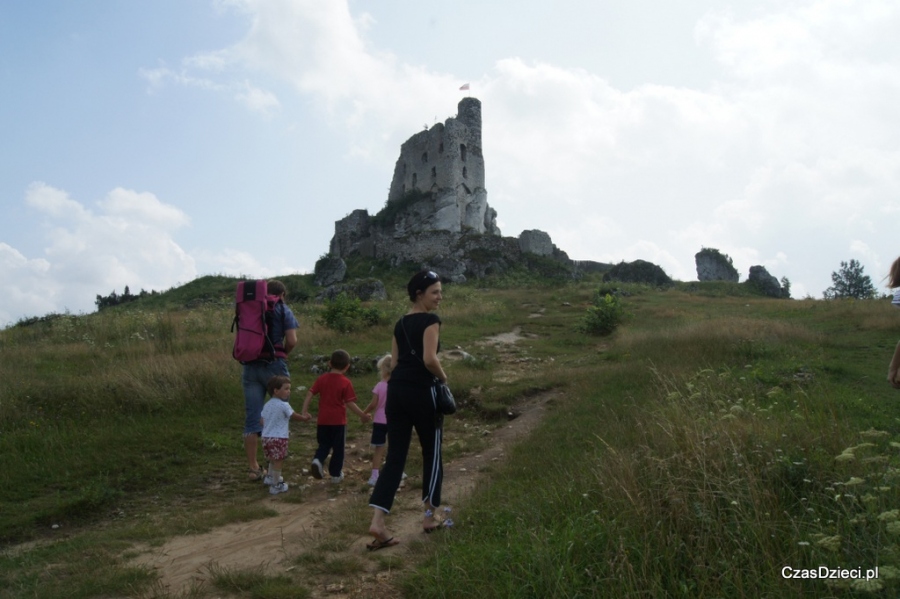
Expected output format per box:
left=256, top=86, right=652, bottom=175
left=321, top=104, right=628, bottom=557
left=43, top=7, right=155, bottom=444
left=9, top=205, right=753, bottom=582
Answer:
left=399, top=316, right=421, bottom=363
left=400, top=316, right=440, bottom=383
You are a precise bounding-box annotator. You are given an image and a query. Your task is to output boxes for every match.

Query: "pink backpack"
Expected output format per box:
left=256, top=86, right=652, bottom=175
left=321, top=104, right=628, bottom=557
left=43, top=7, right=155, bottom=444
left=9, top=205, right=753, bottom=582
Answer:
left=231, top=280, right=285, bottom=363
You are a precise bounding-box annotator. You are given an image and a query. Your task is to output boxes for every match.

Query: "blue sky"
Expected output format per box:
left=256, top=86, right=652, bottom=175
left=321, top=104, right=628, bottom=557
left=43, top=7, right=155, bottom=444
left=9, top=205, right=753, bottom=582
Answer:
left=2, top=0, right=899, bottom=325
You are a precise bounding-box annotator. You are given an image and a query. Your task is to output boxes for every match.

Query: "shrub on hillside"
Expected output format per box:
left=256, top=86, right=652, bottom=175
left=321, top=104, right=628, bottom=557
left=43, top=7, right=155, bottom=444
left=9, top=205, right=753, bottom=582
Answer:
left=320, top=293, right=381, bottom=332
left=579, top=292, right=624, bottom=336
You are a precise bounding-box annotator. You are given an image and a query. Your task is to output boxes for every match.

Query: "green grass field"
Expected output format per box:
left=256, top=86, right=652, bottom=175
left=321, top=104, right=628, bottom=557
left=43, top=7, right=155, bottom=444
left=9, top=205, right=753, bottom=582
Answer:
left=2, top=273, right=900, bottom=597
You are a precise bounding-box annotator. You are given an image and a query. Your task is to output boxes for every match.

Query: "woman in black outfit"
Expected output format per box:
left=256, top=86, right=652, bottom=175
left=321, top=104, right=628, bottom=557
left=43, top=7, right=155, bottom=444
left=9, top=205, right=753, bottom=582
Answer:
left=367, top=270, right=448, bottom=550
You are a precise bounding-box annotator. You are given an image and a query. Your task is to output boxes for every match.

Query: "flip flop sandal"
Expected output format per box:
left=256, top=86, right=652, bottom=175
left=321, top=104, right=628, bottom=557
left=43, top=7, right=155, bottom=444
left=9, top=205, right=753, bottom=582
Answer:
left=366, top=537, right=400, bottom=551
left=248, top=467, right=265, bottom=482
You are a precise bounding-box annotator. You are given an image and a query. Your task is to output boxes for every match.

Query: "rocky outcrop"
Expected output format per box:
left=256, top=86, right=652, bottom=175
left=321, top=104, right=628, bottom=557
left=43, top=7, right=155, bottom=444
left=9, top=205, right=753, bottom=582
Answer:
left=518, top=230, right=554, bottom=256
left=316, top=279, right=387, bottom=302
left=313, top=257, right=347, bottom=286
left=695, top=248, right=739, bottom=282
left=603, top=260, right=673, bottom=286
left=574, top=260, right=614, bottom=275
left=747, top=265, right=789, bottom=298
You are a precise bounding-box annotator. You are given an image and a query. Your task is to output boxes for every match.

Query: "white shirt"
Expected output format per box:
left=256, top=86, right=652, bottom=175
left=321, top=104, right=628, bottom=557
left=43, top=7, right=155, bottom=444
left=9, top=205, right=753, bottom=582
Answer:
left=261, top=398, right=295, bottom=439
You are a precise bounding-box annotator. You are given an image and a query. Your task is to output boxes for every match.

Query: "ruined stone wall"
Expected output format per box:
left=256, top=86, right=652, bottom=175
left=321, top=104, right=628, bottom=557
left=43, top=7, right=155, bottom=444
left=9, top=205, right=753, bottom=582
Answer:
left=324, top=97, right=572, bottom=283
left=385, top=97, right=494, bottom=235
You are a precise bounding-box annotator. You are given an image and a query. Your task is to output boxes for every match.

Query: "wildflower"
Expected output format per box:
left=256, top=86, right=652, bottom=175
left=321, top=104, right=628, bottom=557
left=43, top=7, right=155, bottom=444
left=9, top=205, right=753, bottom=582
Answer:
left=845, top=477, right=865, bottom=486
left=815, top=535, right=841, bottom=551
left=835, top=452, right=856, bottom=463
left=879, top=566, right=900, bottom=580
left=851, top=579, right=883, bottom=592
left=878, top=510, right=900, bottom=522
left=860, top=428, right=889, bottom=438
left=797, top=541, right=810, bottom=546
left=887, top=521, right=900, bottom=535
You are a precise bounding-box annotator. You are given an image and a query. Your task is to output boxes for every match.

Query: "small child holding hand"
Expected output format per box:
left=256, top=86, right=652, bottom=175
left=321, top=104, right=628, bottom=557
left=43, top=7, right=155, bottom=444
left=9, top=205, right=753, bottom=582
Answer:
left=260, top=375, right=306, bottom=495
left=302, top=349, right=370, bottom=483
left=363, top=354, right=392, bottom=486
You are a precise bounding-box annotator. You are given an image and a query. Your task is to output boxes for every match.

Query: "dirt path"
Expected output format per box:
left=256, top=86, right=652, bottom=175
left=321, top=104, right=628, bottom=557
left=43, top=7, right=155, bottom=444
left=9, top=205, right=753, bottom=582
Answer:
left=133, top=378, right=555, bottom=598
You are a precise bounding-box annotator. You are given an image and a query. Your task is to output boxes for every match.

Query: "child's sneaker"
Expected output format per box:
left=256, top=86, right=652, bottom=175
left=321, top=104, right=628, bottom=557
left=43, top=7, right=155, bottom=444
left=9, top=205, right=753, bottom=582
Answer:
left=269, top=481, right=289, bottom=495
left=262, top=473, right=283, bottom=486
left=367, top=473, right=378, bottom=486
left=331, top=472, right=344, bottom=484
left=311, top=459, right=324, bottom=479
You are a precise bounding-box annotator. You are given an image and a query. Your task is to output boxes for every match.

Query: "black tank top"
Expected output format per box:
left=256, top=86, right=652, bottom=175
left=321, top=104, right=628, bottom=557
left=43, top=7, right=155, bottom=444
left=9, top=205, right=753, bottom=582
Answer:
left=391, top=313, right=441, bottom=386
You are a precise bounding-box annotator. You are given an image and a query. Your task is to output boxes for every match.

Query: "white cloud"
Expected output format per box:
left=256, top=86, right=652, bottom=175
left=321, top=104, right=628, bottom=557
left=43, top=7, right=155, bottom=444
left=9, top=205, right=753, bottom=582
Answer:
left=98, top=187, right=191, bottom=228
left=141, top=0, right=900, bottom=298
left=234, top=81, right=280, bottom=115
left=0, top=184, right=198, bottom=326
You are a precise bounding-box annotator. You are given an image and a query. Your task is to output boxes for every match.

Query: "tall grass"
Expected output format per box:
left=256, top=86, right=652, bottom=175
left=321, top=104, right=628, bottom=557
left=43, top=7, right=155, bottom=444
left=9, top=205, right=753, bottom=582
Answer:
left=4, top=277, right=900, bottom=597
left=405, top=295, right=900, bottom=597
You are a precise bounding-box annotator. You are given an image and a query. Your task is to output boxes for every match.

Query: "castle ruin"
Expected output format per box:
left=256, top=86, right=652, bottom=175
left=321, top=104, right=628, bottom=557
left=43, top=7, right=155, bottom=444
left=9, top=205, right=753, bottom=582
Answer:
left=385, top=97, right=498, bottom=235
left=324, top=98, right=570, bottom=284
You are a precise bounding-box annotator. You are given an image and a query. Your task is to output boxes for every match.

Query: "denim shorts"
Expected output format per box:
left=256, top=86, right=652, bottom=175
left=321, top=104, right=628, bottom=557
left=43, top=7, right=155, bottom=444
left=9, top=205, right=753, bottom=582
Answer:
left=242, top=359, right=290, bottom=435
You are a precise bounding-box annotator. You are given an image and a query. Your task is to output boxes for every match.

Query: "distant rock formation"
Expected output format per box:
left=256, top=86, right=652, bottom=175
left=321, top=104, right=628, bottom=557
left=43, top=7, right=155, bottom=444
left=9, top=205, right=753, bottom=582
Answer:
left=316, top=278, right=387, bottom=302
left=747, top=265, right=789, bottom=298
left=574, top=260, right=614, bottom=275
left=695, top=248, right=739, bottom=282
left=325, top=98, right=572, bottom=284
left=314, top=256, right=347, bottom=287
left=603, top=260, right=673, bottom=286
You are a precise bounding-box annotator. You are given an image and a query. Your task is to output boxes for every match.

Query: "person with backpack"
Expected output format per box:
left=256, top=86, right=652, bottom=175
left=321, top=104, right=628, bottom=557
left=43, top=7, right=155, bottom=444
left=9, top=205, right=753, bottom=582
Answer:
left=235, top=279, right=300, bottom=482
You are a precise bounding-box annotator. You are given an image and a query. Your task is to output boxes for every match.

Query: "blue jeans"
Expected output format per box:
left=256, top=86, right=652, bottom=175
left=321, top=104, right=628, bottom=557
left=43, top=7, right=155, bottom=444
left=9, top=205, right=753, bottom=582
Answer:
left=242, top=359, right=289, bottom=435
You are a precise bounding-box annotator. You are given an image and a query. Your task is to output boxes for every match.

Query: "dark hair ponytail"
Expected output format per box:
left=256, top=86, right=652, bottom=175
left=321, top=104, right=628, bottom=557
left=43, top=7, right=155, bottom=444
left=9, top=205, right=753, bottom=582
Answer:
left=407, top=270, right=441, bottom=301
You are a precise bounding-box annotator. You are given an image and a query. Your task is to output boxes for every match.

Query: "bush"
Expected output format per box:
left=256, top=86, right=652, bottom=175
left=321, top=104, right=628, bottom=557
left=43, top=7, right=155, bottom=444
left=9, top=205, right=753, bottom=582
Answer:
left=320, top=293, right=381, bottom=332
left=823, top=259, right=876, bottom=299
left=578, top=292, right=624, bottom=336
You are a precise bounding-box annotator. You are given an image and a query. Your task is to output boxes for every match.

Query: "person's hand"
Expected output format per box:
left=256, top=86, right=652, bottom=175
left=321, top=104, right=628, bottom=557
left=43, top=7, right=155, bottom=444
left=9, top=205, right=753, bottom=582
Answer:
left=301, top=412, right=312, bottom=421
left=360, top=413, right=371, bottom=424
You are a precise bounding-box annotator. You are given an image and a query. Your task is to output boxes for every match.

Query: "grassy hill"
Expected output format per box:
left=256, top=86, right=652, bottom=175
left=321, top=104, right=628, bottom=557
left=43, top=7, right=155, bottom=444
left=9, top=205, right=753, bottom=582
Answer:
left=2, top=270, right=900, bottom=597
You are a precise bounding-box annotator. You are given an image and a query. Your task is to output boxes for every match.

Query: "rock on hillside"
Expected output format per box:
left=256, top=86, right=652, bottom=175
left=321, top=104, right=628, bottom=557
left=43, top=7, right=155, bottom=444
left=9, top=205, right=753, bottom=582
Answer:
left=696, top=248, right=739, bottom=282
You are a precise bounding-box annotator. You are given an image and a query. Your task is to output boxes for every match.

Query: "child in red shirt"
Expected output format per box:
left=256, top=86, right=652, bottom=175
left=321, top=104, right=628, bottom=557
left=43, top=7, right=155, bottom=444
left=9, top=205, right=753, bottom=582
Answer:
left=301, top=349, right=370, bottom=483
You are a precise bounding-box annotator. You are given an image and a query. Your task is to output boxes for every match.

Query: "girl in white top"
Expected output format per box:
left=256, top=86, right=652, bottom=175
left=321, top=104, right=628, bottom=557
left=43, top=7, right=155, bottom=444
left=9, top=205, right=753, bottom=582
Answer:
left=261, top=375, right=307, bottom=494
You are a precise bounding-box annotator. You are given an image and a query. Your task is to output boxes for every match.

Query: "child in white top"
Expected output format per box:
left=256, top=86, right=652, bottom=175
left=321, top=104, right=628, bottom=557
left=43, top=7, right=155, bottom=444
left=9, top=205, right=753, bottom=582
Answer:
left=363, top=354, right=392, bottom=486
left=261, top=375, right=306, bottom=495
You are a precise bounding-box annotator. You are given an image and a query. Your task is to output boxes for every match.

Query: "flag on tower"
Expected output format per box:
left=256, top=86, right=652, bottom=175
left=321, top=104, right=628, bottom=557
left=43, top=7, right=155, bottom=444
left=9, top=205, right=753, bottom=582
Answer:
left=459, top=83, right=470, bottom=90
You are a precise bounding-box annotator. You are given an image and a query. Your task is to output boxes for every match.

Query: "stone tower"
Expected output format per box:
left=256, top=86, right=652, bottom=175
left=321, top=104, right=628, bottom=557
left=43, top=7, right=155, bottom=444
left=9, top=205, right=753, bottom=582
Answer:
left=385, top=97, right=497, bottom=234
